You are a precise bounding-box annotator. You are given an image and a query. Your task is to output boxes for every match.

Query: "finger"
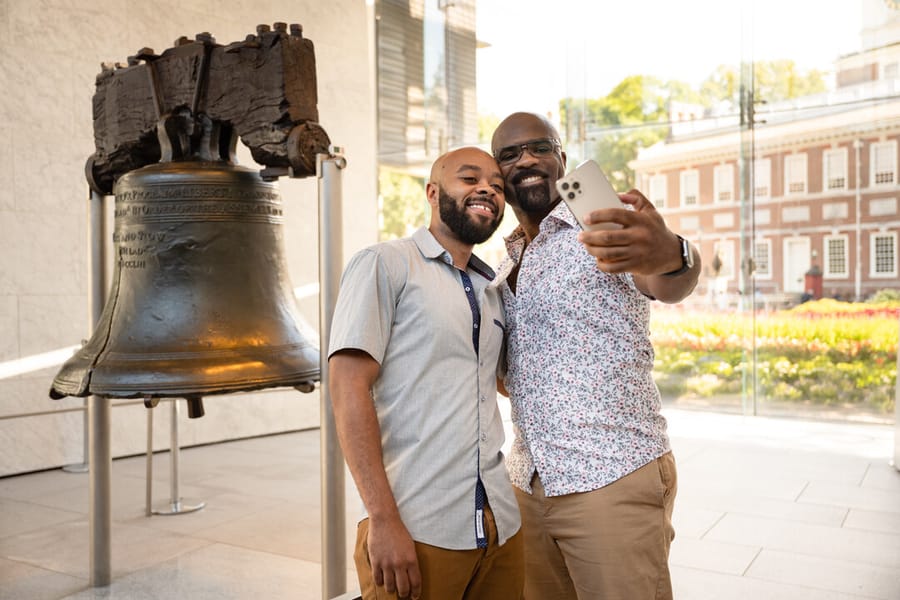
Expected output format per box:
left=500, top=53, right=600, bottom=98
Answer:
left=381, top=569, right=396, bottom=595
left=394, top=569, right=410, bottom=599
left=409, top=563, right=423, bottom=599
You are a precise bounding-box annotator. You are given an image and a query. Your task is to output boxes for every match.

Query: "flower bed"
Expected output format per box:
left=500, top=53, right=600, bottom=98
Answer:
left=650, top=299, right=899, bottom=414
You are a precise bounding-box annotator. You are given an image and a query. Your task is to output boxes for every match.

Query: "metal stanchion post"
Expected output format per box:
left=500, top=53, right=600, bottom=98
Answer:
left=318, top=148, right=347, bottom=599
left=151, top=398, right=205, bottom=515
left=67, top=188, right=106, bottom=474
left=84, top=189, right=111, bottom=587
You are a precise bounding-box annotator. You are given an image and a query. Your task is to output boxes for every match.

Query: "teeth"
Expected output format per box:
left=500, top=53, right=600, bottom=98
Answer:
left=467, top=202, right=494, bottom=215
left=519, top=175, right=542, bottom=184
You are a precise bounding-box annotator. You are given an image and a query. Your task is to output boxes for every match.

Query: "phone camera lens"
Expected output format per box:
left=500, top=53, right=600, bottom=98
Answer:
left=561, top=182, right=569, bottom=190
left=572, top=182, right=580, bottom=190
left=567, top=192, right=576, bottom=200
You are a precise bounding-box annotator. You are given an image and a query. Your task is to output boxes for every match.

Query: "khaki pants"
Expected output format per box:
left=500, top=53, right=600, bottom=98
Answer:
left=354, top=504, right=524, bottom=600
left=515, top=452, right=677, bottom=600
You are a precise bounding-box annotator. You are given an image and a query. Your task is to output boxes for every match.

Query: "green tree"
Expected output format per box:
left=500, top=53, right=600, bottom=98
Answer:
left=559, top=61, right=827, bottom=189
left=378, top=167, right=427, bottom=241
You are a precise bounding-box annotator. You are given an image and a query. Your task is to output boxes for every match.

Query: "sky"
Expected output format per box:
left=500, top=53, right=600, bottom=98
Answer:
left=475, top=0, right=865, bottom=119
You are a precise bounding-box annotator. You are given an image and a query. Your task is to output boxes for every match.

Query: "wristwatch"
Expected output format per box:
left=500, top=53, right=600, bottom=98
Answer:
left=662, top=234, right=694, bottom=277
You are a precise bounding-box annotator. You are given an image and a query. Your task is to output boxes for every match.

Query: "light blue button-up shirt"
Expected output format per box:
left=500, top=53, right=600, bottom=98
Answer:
left=329, top=227, right=520, bottom=550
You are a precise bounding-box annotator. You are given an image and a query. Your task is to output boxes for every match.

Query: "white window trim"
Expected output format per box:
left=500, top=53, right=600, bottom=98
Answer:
left=714, top=164, right=734, bottom=204
left=870, top=141, right=897, bottom=188
left=754, top=158, right=771, bottom=199
left=680, top=170, right=699, bottom=207
left=870, top=231, right=898, bottom=278
left=823, top=234, right=850, bottom=279
left=649, top=174, right=667, bottom=208
left=784, top=153, right=808, bottom=196
left=753, top=238, right=772, bottom=280
left=823, top=147, right=848, bottom=192
left=713, top=239, right=736, bottom=280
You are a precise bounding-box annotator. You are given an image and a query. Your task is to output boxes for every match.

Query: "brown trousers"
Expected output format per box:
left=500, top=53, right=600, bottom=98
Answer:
left=515, top=452, right=677, bottom=600
left=354, top=504, right=524, bottom=600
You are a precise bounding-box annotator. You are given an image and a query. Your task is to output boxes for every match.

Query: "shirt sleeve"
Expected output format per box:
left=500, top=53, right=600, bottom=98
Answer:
left=327, top=247, right=399, bottom=364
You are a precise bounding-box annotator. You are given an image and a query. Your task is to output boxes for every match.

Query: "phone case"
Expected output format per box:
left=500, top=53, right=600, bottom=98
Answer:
left=556, top=159, right=623, bottom=231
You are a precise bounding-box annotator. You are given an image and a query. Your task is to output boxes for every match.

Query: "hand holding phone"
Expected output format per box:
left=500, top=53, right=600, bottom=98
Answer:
left=556, top=159, right=624, bottom=231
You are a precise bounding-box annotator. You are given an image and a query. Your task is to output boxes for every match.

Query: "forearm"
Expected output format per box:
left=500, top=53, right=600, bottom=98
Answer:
left=329, top=352, right=401, bottom=522
left=635, top=243, right=702, bottom=303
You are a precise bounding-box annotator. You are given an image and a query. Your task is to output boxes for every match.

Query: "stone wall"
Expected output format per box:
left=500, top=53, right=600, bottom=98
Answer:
left=0, top=0, right=377, bottom=476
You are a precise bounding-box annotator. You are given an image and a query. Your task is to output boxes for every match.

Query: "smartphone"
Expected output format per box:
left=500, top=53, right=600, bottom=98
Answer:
left=555, top=159, right=624, bottom=231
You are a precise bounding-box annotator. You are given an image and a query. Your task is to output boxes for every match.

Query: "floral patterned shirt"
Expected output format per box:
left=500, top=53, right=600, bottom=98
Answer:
left=498, top=202, right=670, bottom=497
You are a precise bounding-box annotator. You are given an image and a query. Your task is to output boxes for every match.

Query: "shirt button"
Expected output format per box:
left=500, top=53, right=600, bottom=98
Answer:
left=480, top=433, right=487, bottom=442
left=480, top=396, right=485, bottom=403
left=473, top=323, right=479, bottom=329
left=465, top=286, right=471, bottom=292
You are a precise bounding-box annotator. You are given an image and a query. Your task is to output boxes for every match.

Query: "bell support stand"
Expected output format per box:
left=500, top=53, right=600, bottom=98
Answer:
left=146, top=397, right=206, bottom=516
left=319, top=147, right=348, bottom=600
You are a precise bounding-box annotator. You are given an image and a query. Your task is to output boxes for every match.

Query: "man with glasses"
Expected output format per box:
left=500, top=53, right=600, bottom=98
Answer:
left=491, top=112, right=700, bottom=600
left=329, top=146, right=523, bottom=600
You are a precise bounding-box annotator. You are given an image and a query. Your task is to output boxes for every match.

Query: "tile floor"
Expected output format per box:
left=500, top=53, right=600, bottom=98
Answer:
left=1, top=406, right=899, bottom=600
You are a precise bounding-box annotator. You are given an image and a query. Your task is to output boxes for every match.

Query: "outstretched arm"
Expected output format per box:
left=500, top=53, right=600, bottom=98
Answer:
left=576, top=189, right=701, bottom=303
left=329, top=349, right=422, bottom=600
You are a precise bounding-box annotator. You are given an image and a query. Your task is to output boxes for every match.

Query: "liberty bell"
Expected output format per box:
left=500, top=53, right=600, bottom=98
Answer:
left=49, top=24, right=332, bottom=415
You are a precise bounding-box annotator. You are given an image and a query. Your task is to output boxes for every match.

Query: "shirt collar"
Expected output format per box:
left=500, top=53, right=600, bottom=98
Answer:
left=412, top=226, right=496, bottom=281
left=503, top=201, right=578, bottom=261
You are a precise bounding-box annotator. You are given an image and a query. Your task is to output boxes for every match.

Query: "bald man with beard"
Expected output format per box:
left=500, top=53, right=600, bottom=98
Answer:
left=329, top=147, right=524, bottom=600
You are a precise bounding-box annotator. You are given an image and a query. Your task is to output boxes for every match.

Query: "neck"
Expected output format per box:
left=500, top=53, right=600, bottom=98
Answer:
left=428, top=224, right=474, bottom=270
left=512, top=203, right=555, bottom=243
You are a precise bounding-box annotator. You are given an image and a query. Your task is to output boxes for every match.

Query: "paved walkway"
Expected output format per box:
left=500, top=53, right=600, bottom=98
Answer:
left=1, top=407, right=898, bottom=599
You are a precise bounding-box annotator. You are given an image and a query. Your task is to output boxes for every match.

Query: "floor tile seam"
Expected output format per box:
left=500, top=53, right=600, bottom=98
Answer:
left=0, top=514, right=86, bottom=542
left=736, top=566, right=893, bottom=600
left=669, top=561, right=880, bottom=599
left=717, top=506, right=900, bottom=533
left=716, top=538, right=900, bottom=572
left=0, top=553, right=90, bottom=582
left=198, top=538, right=318, bottom=563
left=0, top=496, right=87, bottom=520
left=693, top=508, right=846, bottom=529
left=795, top=496, right=900, bottom=517
left=750, top=545, right=900, bottom=573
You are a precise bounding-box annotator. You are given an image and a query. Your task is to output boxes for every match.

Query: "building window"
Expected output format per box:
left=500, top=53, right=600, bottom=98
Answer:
left=823, top=148, right=847, bottom=191
left=649, top=174, right=667, bottom=208
left=714, top=164, right=734, bottom=203
left=871, top=232, right=898, bottom=278
left=753, top=239, right=772, bottom=278
left=680, top=170, right=699, bottom=207
left=824, top=235, right=849, bottom=278
left=784, top=153, right=808, bottom=195
left=713, top=239, right=736, bottom=279
left=754, top=158, right=771, bottom=199
left=871, top=141, right=897, bottom=186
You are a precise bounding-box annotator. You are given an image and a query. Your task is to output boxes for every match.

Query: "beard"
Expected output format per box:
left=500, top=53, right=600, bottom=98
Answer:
left=438, top=187, right=502, bottom=245
left=508, top=169, right=557, bottom=214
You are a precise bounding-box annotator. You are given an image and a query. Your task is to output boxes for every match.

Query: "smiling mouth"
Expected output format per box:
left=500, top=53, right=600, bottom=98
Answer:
left=466, top=199, right=496, bottom=216
left=518, top=175, right=543, bottom=185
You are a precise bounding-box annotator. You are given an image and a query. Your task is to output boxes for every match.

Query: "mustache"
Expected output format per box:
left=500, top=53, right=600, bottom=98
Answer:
left=511, top=168, right=549, bottom=186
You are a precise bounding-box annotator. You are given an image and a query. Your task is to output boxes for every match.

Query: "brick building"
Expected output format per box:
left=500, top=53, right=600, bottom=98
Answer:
left=630, top=8, right=900, bottom=305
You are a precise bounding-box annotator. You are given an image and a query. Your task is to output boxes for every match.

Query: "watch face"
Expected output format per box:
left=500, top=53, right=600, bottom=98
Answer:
left=683, top=237, right=694, bottom=268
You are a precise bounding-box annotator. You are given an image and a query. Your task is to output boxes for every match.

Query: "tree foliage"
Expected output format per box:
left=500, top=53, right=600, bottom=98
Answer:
left=558, top=60, right=827, bottom=190
left=378, top=168, right=427, bottom=241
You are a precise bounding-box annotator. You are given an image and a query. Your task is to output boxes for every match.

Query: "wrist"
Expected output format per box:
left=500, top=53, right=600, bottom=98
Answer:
left=661, top=234, right=693, bottom=277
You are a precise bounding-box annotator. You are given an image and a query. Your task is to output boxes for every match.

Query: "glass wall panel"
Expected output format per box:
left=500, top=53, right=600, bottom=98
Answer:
left=374, top=0, right=899, bottom=425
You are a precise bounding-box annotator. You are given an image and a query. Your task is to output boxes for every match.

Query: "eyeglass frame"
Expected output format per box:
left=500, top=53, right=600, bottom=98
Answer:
left=493, top=138, right=562, bottom=165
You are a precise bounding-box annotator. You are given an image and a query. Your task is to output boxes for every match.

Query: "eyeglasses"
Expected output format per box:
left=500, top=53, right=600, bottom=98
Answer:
left=493, top=138, right=561, bottom=165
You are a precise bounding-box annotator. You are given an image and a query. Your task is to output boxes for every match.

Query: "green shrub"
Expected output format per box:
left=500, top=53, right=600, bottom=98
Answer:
left=650, top=300, right=898, bottom=413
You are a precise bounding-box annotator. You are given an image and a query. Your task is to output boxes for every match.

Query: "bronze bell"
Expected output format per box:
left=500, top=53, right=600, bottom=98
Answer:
left=49, top=26, right=334, bottom=414
left=49, top=160, right=320, bottom=405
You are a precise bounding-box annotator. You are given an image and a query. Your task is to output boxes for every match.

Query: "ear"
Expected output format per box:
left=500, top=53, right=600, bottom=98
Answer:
left=425, top=181, right=439, bottom=209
